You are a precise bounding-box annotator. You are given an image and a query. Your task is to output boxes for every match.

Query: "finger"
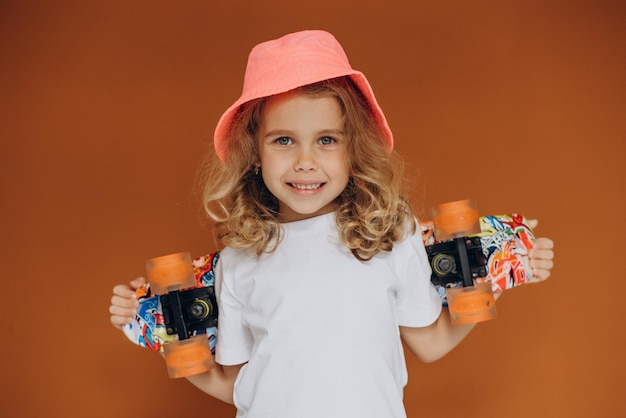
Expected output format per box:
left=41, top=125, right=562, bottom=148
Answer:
left=109, top=302, right=138, bottom=329
left=110, top=293, right=138, bottom=309
left=530, top=238, right=554, bottom=262
left=530, top=251, right=554, bottom=281
left=530, top=248, right=554, bottom=262
left=109, top=301, right=136, bottom=316
left=110, top=278, right=145, bottom=331
left=112, top=277, right=147, bottom=300
left=532, top=268, right=551, bottom=281
left=113, top=283, right=135, bottom=298
left=109, top=300, right=137, bottom=324
left=527, top=219, right=538, bottom=229
left=531, top=258, right=554, bottom=271
left=110, top=314, right=133, bottom=329
left=109, top=313, right=136, bottom=324
left=533, top=237, right=554, bottom=250
left=129, top=276, right=147, bottom=291
left=110, top=312, right=135, bottom=328
left=530, top=248, right=554, bottom=266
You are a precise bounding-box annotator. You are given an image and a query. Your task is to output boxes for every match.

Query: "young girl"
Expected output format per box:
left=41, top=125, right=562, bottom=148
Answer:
left=110, top=30, right=555, bottom=417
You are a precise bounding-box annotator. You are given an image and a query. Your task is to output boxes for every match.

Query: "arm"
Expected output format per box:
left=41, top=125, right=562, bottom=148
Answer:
left=401, top=229, right=555, bottom=363
left=110, top=277, right=243, bottom=404
left=400, top=308, right=475, bottom=363
left=185, top=363, right=244, bottom=404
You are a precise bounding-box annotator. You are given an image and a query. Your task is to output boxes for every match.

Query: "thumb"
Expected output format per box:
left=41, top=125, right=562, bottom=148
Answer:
left=129, top=276, right=147, bottom=291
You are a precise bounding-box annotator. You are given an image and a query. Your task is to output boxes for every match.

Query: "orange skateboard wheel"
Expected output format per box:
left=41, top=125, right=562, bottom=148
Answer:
left=446, top=282, right=496, bottom=325
left=163, top=335, right=215, bottom=378
left=433, top=199, right=480, bottom=241
left=146, top=252, right=196, bottom=295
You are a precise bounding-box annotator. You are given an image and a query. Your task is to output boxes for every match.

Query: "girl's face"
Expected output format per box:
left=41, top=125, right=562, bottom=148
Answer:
left=258, top=90, right=350, bottom=222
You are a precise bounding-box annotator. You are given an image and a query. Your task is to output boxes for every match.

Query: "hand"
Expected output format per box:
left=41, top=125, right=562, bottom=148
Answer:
left=527, top=219, right=555, bottom=282
left=109, top=277, right=145, bottom=330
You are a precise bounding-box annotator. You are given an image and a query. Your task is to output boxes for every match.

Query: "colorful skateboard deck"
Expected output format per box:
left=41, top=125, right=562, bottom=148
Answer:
left=420, top=213, right=535, bottom=304
left=123, top=212, right=535, bottom=350
left=122, top=252, right=220, bottom=353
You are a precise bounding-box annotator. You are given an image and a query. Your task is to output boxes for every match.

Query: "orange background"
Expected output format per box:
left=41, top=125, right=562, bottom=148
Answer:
left=1, top=1, right=624, bottom=417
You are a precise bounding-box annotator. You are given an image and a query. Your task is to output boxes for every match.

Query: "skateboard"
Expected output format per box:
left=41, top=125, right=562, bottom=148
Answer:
left=122, top=251, right=219, bottom=378
left=419, top=200, right=535, bottom=324
left=122, top=201, right=535, bottom=371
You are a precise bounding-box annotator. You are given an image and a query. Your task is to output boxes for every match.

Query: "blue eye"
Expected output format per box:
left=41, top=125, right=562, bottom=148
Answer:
left=276, top=137, right=293, bottom=145
left=319, top=136, right=335, bottom=145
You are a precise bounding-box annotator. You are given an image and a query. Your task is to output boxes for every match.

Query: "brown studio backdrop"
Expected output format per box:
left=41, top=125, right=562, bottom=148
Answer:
left=1, top=0, right=624, bottom=417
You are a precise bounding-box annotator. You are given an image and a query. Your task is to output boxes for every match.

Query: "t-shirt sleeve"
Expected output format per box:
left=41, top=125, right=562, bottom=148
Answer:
left=214, top=255, right=253, bottom=366
left=394, top=227, right=442, bottom=327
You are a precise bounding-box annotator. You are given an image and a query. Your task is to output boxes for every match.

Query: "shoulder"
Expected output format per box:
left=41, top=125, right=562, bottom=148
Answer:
left=393, top=217, right=426, bottom=255
left=385, top=218, right=431, bottom=278
left=215, top=246, right=264, bottom=293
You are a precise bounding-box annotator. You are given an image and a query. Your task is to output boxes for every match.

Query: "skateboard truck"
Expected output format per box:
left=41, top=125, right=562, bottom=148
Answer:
left=426, top=200, right=497, bottom=325
left=160, top=287, right=218, bottom=340
left=147, top=252, right=217, bottom=378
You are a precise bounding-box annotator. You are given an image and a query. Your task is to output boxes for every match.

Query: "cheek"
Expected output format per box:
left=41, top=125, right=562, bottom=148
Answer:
left=333, top=160, right=351, bottom=190
left=260, top=164, right=282, bottom=193
left=338, top=154, right=351, bottom=180
left=260, top=168, right=273, bottom=186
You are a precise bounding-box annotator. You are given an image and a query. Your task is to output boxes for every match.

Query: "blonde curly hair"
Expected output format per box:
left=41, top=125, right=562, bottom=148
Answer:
left=201, top=76, right=416, bottom=261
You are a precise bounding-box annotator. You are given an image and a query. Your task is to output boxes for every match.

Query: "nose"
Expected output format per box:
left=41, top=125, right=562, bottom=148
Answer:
left=294, top=146, right=317, bottom=172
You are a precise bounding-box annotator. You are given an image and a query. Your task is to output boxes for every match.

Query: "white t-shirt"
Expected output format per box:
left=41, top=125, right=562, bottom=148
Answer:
left=215, top=212, right=441, bottom=418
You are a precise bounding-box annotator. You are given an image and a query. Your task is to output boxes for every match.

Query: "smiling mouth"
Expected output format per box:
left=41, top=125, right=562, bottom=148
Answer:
left=289, top=183, right=324, bottom=190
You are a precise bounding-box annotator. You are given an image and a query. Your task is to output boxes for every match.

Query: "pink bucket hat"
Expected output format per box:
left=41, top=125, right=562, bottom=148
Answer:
left=213, top=30, right=393, bottom=161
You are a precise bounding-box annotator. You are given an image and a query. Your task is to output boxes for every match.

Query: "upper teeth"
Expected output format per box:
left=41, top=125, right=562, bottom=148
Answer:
left=292, top=183, right=321, bottom=190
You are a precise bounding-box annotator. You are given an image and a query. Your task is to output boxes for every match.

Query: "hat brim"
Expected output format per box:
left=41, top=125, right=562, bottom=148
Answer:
left=213, top=71, right=393, bottom=161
